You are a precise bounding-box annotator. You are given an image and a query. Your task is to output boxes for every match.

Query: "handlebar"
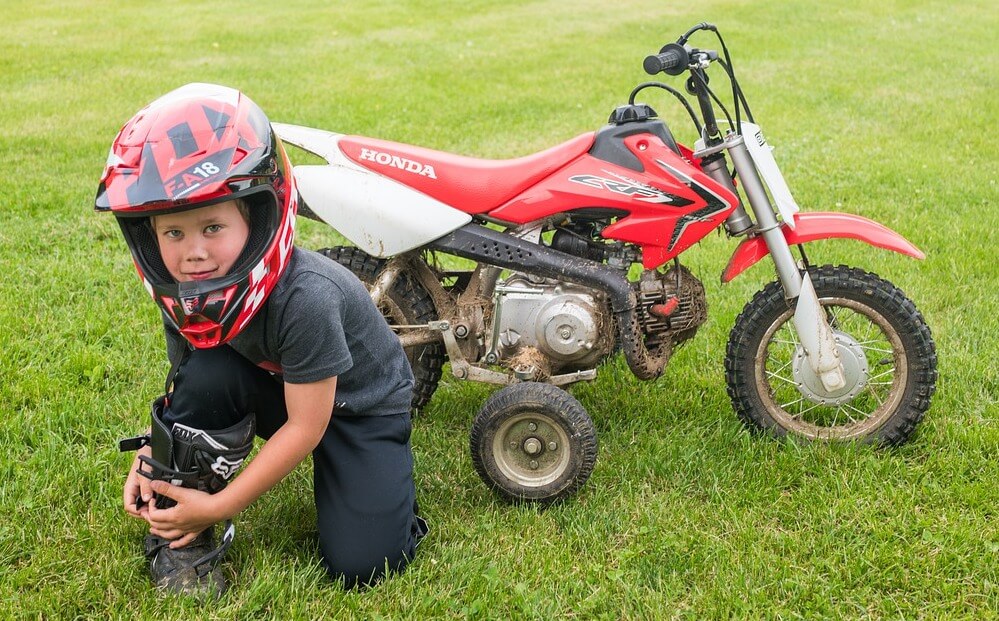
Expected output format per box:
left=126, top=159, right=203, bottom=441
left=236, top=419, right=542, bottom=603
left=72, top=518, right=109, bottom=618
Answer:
left=637, top=23, right=750, bottom=144
left=643, top=43, right=689, bottom=76
left=642, top=38, right=723, bottom=140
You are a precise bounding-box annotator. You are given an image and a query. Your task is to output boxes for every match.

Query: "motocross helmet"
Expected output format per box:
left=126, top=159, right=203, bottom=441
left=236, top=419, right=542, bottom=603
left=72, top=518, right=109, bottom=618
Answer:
left=95, top=83, right=298, bottom=348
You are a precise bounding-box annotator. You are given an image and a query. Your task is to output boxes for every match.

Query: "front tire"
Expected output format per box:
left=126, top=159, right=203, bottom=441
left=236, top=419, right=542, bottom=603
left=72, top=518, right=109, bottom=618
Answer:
left=725, top=265, right=937, bottom=445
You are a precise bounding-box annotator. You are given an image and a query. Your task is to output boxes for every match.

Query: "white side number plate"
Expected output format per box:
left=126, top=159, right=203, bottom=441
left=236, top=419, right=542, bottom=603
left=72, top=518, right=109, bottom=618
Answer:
left=741, top=122, right=800, bottom=228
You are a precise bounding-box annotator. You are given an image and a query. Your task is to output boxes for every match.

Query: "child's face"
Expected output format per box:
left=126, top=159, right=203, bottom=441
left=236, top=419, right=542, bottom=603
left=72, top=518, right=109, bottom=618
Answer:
left=152, top=200, right=250, bottom=282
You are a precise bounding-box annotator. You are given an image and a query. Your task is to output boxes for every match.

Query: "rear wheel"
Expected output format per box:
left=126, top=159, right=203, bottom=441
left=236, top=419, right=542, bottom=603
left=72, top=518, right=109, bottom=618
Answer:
left=319, top=246, right=444, bottom=410
left=725, top=265, right=937, bottom=444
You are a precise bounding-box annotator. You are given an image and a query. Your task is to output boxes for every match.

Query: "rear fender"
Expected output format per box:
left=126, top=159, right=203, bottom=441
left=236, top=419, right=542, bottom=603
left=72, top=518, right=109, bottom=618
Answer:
left=273, top=123, right=472, bottom=257
left=722, top=212, right=925, bottom=283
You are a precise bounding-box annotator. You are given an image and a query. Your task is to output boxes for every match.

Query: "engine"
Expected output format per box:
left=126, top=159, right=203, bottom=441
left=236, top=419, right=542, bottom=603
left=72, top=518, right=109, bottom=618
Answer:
left=483, top=219, right=707, bottom=380
left=491, top=273, right=614, bottom=374
left=635, top=263, right=708, bottom=348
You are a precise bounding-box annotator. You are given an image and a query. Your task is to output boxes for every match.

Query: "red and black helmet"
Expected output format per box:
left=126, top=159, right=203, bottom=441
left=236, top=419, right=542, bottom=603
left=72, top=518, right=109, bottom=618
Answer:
left=96, top=83, right=297, bottom=348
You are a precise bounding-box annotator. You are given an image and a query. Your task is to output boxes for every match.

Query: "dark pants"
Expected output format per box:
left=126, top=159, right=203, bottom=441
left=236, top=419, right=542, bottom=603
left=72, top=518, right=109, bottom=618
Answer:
left=163, top=345, right=422, bottom=587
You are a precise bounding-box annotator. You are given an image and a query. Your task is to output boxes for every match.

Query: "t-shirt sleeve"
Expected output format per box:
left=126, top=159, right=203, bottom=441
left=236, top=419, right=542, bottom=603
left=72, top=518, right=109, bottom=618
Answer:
left=275, top=270, right=354, bottom=384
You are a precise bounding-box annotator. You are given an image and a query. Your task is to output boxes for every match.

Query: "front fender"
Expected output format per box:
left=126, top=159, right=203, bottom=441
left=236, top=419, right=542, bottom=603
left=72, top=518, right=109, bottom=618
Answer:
left=722, top=212, right=925, bottom=283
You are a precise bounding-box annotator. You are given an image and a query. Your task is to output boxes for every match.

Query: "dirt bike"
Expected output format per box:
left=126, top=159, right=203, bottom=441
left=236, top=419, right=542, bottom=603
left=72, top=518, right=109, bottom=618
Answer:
left=273, top=22, right=937, bottom=504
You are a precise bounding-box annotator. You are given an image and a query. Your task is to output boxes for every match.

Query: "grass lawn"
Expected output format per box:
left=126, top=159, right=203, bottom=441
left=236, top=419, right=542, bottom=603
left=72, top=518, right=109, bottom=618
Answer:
left=1, top=0, right=997, bottom=618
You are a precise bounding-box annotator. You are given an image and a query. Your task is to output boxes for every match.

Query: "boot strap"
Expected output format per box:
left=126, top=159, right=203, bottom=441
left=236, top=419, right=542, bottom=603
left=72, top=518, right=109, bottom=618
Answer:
left=119, top=434, right=150, bottom=452
left=136, top=454, right=200, bottom=488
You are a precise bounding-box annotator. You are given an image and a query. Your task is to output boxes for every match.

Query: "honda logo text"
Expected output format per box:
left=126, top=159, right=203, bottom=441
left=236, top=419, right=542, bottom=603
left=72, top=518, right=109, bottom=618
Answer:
left=359, top=149, right=437, bottom=179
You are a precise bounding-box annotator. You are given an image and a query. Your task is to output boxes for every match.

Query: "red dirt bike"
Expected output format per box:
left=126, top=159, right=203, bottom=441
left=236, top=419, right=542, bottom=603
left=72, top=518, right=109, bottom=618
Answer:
left=274, top=23, right=937, bottom=503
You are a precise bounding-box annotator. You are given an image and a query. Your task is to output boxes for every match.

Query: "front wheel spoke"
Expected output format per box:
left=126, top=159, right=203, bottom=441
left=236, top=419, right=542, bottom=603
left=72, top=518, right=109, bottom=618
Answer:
left=860, top=347, right=895, bottom=360
left=766, top=370, right=799, bottom=386
left=867, top=368, right=896, bottom=382
left=838, top=405, right=859, bottom=424
left=854, top=340, right=893, bottom=353
left=770, top=338, right=800, bottom=347
left=830, top=406, right=843, bottom=427
left=779, top=324, right=800, bottom=348
left=862, top=319, right=880, bottom=344
left=865, top=384, right=886, bottom=407
left=839, top=312, right=876, bottom=344
left=767, top=357, right=794, bottom=376
left=779, top=395, right=808, bottom=410
left=842, top=401, right=872, bottom=421
left=791, top=401, right=823, bottom=420
left=825, top=306, right=841, bottom=330
left=857, top=343, right=893, bottom=354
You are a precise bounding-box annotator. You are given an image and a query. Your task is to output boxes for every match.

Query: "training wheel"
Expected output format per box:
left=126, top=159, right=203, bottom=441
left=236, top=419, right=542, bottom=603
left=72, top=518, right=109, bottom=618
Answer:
left=469, top=382, right=597, bottom=504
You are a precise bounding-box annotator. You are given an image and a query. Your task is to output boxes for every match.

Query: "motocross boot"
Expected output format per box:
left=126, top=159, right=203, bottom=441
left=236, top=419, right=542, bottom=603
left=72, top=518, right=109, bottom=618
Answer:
left=120, top=397, right=255, bottom=599
left=144, top=525, right=229, bottom=599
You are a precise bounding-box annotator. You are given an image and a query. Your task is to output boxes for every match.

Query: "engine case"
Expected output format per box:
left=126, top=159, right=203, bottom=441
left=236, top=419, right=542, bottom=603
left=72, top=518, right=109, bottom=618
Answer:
left=493, top=274, right=612, bottom=371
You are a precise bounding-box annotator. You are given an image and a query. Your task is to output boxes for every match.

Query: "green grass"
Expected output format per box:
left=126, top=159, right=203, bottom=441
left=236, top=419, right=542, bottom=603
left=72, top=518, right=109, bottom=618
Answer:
left=2, top=0, right=997, bottom=618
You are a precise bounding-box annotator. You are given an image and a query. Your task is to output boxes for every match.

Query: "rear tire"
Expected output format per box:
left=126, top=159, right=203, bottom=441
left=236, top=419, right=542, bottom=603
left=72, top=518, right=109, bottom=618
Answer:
left=724, top=265, right=937, bottom=445
left=319, top=246, right=444, bottom=410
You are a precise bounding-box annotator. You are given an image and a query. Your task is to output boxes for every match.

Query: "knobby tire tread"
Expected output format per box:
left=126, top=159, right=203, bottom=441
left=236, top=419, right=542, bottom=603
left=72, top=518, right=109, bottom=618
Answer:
left=724, top=264, right=937, bottom=445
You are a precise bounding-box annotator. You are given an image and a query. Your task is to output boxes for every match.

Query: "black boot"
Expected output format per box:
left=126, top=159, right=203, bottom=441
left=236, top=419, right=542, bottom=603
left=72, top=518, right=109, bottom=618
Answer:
left=120, top=398, right=254, bottom=599
left=145, top=526, right=227, bottom=599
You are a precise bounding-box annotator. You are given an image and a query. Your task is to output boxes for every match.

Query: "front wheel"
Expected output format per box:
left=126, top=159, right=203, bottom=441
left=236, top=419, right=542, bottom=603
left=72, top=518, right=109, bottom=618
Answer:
left=725, top=265, right=937, bottom=445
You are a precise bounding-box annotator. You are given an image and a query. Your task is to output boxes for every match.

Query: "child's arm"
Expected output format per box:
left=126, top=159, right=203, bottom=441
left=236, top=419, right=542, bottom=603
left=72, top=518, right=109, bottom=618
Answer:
left=146, top=376, right=338, bottom=547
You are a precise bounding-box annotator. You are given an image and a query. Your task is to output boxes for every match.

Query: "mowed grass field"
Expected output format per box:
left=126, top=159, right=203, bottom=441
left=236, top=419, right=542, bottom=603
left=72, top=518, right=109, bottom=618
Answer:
left=2, top=0, right=997, bottom=618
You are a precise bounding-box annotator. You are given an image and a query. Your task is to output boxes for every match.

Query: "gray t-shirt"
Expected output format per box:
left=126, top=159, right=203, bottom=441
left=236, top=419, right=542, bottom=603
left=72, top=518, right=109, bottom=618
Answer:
left=165, top=247, right=414, bottom=417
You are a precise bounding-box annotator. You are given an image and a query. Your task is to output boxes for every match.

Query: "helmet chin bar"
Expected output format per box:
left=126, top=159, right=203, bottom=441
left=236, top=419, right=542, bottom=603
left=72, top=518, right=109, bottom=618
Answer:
left=180, top=321, right=225, bottom=349
left=153, top=282, right=243, bottom=349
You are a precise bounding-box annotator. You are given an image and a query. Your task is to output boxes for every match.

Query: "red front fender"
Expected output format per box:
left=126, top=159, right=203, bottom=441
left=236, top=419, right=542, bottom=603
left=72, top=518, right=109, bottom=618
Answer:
left=722, top=212, right=925, bottom=283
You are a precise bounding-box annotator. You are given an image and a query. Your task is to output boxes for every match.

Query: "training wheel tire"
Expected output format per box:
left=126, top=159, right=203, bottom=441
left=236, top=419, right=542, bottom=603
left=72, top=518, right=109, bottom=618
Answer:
left=470, top=382, right=597, bottom=504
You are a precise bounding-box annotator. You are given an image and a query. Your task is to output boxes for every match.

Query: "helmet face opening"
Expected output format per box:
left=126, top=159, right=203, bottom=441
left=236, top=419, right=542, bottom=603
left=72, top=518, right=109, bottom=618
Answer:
left=96, top=83, right=298, bottom=348
left=119, top=186, right=280, bottom=288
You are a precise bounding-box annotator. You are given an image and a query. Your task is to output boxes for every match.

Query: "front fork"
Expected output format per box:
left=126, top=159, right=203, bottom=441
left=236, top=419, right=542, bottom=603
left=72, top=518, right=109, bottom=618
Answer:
left=701, top=133, right=846, bottom=392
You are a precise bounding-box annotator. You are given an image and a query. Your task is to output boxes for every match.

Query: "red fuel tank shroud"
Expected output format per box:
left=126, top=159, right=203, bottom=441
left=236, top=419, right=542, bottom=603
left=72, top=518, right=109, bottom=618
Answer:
left=489, top=134, right=739, bottom=269
left=340, top=131, right=738, bottom=270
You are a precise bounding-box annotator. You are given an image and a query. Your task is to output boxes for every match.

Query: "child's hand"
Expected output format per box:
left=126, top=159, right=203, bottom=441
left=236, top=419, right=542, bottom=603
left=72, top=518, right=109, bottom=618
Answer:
left=145, top=480, right=226, bottom=549
left=122, top=448, right=153, bottom=519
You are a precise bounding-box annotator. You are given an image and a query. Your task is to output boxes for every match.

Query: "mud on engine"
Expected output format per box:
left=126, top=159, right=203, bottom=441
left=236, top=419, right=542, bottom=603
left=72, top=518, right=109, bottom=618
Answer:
left=488, top=263, right=707, bottom=377
left=490, top=273, right=614, bottom=375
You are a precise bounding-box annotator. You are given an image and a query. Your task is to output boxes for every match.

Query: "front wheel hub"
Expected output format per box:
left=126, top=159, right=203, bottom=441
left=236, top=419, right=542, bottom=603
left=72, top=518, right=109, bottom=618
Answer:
left=792, top=330, right=869, bottom=405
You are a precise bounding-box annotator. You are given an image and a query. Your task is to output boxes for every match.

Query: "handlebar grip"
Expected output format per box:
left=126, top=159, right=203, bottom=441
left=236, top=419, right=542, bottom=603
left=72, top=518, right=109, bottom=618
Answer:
left=643, top=43, right=688, bottom=76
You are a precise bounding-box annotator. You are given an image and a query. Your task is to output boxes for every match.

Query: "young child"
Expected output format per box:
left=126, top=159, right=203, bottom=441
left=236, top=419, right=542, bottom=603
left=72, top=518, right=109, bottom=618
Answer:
left=96, top=83, right=426, bottom=598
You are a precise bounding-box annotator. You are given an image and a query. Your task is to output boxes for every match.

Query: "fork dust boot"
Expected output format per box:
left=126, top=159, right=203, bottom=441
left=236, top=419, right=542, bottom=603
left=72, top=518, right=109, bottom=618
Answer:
left=120, top=397, right=255, bottom=599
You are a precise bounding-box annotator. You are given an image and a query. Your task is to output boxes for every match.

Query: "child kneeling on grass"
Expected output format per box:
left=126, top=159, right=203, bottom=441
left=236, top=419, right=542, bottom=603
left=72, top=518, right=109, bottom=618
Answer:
left=96, top=83, right=426, bottom=598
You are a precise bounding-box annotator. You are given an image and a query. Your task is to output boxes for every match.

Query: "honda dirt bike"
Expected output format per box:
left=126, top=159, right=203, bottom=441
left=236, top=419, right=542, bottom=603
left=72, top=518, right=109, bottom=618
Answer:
left=273, top=23, right=937, bottom=504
